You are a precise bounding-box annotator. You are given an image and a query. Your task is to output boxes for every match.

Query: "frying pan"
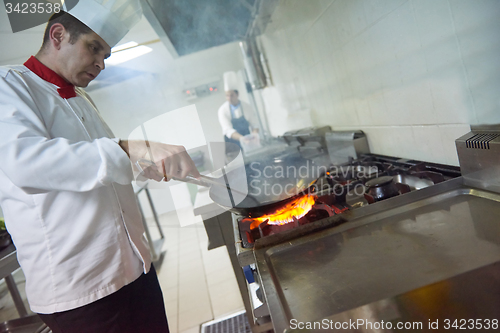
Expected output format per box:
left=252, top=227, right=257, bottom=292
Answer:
left=208, top=153, right=323, bottom=218
left=136, top=153, right=324, bottom=218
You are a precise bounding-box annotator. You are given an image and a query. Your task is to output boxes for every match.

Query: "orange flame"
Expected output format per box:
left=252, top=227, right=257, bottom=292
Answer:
left=250, top=195, right=316, bottom=229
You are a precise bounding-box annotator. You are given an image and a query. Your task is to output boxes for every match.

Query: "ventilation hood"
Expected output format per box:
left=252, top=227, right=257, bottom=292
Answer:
left=141, top=0, right=278, bottom=57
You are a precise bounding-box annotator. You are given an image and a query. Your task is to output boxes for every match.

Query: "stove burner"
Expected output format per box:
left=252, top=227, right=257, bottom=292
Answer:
left=256, top=202, right=345, bottom=238
left=240, top=199, right=348, bottom=246
left=365, top=176, right=400, bottom=202
left=236, top=153, right=461, bottom=248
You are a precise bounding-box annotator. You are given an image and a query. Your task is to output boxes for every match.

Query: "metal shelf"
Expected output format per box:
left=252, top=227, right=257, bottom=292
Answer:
left=135, top=184, right=165, bottom=262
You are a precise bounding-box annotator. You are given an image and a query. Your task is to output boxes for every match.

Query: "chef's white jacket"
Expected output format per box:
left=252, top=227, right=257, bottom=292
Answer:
left=0, top=65, right=151, bottom=314
left=218, top=100, right=257, bottom=139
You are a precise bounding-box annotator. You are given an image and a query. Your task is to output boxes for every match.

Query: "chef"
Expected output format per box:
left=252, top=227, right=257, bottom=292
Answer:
left=218, top=71, right=259, bottom=156
left=0, top=1, right=199, bottom=332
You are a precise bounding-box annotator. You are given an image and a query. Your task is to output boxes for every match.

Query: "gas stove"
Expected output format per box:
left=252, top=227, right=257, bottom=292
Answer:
left=232, top=125, right=500, bottom=333
left=232, top=150, right=463, bottom=330
left=235, top=154, right=461, bottom=250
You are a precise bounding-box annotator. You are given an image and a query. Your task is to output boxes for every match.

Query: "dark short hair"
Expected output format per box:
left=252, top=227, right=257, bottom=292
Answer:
left=233, top=90, right=239, bottom=95
left=42, top=12, right=92, bottom=48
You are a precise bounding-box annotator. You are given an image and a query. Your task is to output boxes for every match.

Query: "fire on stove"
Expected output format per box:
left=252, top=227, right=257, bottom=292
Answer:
left=240, top=193, right=348, bottom=246
left=247, top=194, right=316, bottom=228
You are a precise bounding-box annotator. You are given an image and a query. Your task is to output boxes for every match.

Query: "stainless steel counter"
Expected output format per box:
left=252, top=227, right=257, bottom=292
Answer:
left=0, top=244, right=47, bottom=333
left=254, top=177, right=500, bottom=332
left=0, top=244, right=19, bottom=280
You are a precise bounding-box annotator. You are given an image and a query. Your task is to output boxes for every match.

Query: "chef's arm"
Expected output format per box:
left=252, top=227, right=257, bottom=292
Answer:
left=0, top=78, right=134, bottom=194
left=118, top=140, right=200, bottom=181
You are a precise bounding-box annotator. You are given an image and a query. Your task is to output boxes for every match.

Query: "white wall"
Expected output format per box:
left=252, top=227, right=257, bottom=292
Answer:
left=259, top=0, right=500, bottom=166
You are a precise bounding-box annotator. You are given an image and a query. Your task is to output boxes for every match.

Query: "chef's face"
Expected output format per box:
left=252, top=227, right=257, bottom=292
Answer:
left=226, top=90, right=239, bottom=106
left=57, top=29, right=111, bottom=87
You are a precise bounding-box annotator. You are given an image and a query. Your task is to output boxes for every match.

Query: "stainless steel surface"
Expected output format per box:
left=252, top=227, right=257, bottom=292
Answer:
left=242, top=141, right=291, bottom=162
left=240, top=39, right=268, bottom=90
left=233, top=214, right=256, bottom=267
left=456, top=125, right=500, bottom=194
left=135, top=185, right=164, bottom=262
left=255, top=177, right=500, bottom=332
left=196, top=175, right=249, bottom=197
left=0, top=316, right=46, bottom=333
left=141, top=0, right=278, bottom=57
left=213, top=212, right=261, bottom=332
left=0, top=245, right=18, bottom=280
left=243, top=0, right=280, bottom=39
left=294, top=262, right=500, bottom=333
left=325, top=131, right=370, bottom=165
left=392, top=174, right=434, bottom=190
left=5, top=275, right=28, bottom=318
left=248, top=283, right=269, bottom=319
left=209, top=153, right=320, bottom=214
left=34, top=324, right=51, bottom=333
left=365, top=176, right=399, bottom=202
left=0, top=245, right=30, bottom=319
left=202, top=216, right=226, bottom=250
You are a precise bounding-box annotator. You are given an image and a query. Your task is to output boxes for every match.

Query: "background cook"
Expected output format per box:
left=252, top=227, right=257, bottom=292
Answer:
left=217, top=71, right=260, bottom=157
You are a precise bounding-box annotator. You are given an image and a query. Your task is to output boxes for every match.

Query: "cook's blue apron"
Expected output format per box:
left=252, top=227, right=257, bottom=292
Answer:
left=225, top=104, right=250, bottom=153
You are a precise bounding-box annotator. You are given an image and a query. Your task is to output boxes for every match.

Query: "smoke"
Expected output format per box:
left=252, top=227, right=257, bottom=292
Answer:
left=146, top=0, right=253, bottom=56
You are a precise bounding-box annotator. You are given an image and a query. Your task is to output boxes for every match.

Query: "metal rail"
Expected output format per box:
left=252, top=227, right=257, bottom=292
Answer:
left=135, top=184, right=165, bottom=262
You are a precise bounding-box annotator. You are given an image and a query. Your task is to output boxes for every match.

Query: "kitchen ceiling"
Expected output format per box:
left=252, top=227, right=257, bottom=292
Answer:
left=143, top=0, right=273, bottom=57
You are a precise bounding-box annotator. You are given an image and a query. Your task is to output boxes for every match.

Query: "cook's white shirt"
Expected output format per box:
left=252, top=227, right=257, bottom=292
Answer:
left=218, top=100, right=257, bottom=139
left=0, top=65, right=151, bottom=314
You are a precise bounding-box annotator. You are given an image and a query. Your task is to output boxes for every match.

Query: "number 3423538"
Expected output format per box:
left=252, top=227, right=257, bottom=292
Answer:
left=5, top=2, right=62, bottom=14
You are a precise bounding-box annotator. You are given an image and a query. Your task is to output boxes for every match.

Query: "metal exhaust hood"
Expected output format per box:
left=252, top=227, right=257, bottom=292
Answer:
left=141, top=0, right=278, bottom=58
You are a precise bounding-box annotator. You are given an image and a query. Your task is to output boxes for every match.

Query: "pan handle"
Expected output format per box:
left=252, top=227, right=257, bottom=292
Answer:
left=135, top=159, right=209, bottom=186
left=136, top=159, right=248, bottom=196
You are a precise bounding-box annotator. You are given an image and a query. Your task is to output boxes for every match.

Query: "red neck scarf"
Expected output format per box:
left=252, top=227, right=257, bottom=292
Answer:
left=24, top=56, right=77, bottom=99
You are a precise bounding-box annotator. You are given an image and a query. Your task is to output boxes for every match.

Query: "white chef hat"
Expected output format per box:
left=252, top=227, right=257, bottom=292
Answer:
left=223, top=71, right=239, bottom=92
left=65, top=0, right=143, bottom=47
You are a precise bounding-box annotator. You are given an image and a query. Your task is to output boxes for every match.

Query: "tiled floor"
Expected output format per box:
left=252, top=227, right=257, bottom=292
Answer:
left=153, top=211, right=245, bottom=333
left=0, top=209, right=245, bottom=333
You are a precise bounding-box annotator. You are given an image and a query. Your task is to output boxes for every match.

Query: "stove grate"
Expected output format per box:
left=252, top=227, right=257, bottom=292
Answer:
left=201, top=311, right=252, bottom=333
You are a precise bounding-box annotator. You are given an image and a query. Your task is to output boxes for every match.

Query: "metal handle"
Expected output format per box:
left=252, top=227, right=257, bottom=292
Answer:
left=135, top=159, right=248, bottom=196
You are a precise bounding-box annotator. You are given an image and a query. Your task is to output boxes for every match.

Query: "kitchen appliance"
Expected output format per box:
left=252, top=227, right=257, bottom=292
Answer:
left=282, top=126, right=332, bottom=160
left=456, top=124, right=500, bottom=193
left=282, top=127, right=370, bottom=163
left=235, top=154, right=461, bottom=251
left=228, top=127, right=500, bottom=332
left=226, top=128, right=500, bottom=332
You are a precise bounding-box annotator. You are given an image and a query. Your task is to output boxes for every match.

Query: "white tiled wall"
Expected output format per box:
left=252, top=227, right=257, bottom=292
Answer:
left=259, top=0, right=500, bottom=165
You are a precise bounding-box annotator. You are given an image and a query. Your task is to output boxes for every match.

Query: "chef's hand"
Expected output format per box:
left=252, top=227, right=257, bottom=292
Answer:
left=230, top=132, right=243, bottom=141
left=119, top=140, right=200, bottom=181
left=240, top=133, right=259, bottom=143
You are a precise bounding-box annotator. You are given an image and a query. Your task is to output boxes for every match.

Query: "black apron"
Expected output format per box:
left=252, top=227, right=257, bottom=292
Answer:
left=225, top=103, right=251, bottom=154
